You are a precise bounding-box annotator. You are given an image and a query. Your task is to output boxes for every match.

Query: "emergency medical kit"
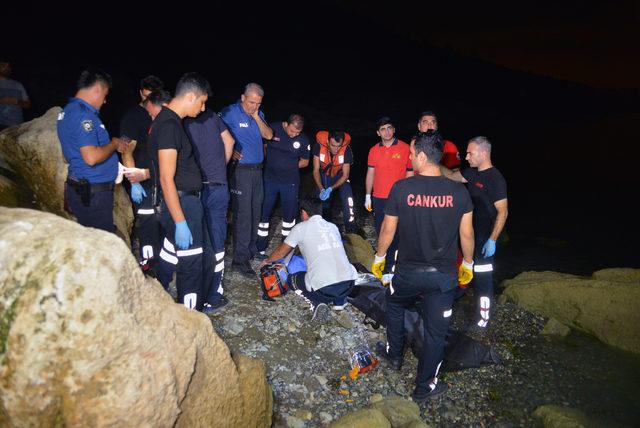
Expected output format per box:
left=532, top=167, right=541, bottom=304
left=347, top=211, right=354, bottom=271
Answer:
left=260, top=262, right=289, bottom=300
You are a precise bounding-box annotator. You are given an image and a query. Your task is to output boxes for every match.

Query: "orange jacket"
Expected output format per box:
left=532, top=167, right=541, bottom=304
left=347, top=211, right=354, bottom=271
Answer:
left=316, top=131, right=351, bottom=177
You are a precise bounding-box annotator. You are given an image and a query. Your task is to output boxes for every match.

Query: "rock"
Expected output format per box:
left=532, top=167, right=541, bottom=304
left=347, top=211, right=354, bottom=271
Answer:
left=0, top=175, right=19, bottom=207
left=330, top=408, right=391, bottom=428
left=335, top=311, right=355, bottom=329
left=369, top=393, right=384, bottom=403
left=284, top=414, right=306, bottom=428
left=500, top=269, right=640, bottom=354
left=540, top=318, right=571, bottom=338
left=0, top=109, right=134, bottom=246
left=371, top=395, right=422, bottom=427
left=343, top=233, right=375, bottom=269
left=294, top=409, right=313, bottom=420
left=532, top=405, right=590, bottom=428
left=399, top=421, right=431, bottom=428
left=0, top=207, right=271, bottom=427
left=314, top=374, right=328, bottom=387
left=319, top=411, right=334, bottom=424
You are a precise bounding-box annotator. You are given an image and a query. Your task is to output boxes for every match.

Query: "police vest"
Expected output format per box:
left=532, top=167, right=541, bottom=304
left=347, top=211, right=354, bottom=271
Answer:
left=316, top=131, right=351, bottom=177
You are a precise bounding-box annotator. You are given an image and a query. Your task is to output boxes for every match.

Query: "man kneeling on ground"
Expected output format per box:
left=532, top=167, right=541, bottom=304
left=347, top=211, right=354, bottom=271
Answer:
left=261, top=196, right=357, bottom=324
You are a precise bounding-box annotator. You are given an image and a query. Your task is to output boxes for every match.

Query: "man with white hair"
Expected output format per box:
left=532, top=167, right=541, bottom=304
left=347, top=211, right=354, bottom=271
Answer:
left=221, top=83, right=274, bottom=277
left=441, top=136, right=508, bottom=332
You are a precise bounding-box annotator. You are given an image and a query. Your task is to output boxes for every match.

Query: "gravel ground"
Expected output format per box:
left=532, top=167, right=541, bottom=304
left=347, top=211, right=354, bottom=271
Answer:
left=165, top=206, right=640, bottom=427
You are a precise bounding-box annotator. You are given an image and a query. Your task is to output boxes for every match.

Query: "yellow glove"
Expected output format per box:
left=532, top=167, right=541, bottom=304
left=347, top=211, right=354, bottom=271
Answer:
left=458, top=259, right=474, bottom=286
left=371, top=254, right=386, bottom=279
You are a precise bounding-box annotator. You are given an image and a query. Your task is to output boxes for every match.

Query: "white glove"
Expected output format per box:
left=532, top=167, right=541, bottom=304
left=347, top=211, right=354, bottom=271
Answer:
left=364, top=194, right=372, bottom=212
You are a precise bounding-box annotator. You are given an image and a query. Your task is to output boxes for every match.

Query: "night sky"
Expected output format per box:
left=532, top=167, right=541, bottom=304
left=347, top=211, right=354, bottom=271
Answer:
left=5, top=1, right=639, bottom=268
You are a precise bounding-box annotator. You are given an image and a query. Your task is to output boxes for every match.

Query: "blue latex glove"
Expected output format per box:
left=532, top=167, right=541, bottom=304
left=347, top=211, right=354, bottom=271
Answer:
left=319, top=187, right=332, bottom=201
left=481, top=239, right=496, bottom=257
left=175, top=220, right=193, bottom=250
left=130, top=183, right=147, bottom=204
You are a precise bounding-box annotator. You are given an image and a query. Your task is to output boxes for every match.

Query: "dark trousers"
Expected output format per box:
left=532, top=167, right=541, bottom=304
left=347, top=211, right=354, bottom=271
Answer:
left=202, top=183, right=229, bottom=303
left=321, top=174, right=355, bottom=231
left=156, top=194, right=214, bottom=310
left=65, top=184, right=114, bottom=233
left=257, top=180, right=299, bottom=251
left=386, top=267, right=456, bottom=392
left=471, top=252, right=494, bottom=327
left=289, top=272, right=353, bottom=307
left=230, top=165, right=263, bottom=263
left=131, top=180, right=161, bottom=265
left=372, top=196, right=398, bottom=275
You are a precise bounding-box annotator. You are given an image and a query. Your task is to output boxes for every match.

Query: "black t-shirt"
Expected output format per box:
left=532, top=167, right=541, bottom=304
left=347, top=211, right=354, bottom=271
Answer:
left=120, top=104, right=152, bottom=169
left=460, top=166, right=507, bottom=244
left=385, top=174, right=473, bottom=274
left=264, top=122, right=311, bottom=183
left=184, top=109, right=228, bottom=184
left=148, top=107, right=202, bottom=192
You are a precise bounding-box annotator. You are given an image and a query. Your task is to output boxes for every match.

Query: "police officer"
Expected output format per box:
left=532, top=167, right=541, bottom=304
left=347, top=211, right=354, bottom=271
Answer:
left=365, top=116, right=413, bottom=284
left=441, top=136, right=508, bottom=331
left=184, top=107, right=235, bottom=314
left=120, top=75, right=164, bottom=272
left=312, top=130, right=357, bottom=233
left=149, top=72, right=213, bottom=311
left=256, top=113, right=311, bottom=256
left=57, top=68, right=129, bottom=232
left=221, top=83, right=273, bottom=277
left=372, top=130, right=475, bottom=403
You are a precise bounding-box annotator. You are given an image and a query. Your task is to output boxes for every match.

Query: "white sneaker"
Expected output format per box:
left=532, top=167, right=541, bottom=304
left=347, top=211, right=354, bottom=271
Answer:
left=311, top=303, right=331, bottom=324
left=332, top=302, right=349, bottom=311
left=381, top=273, right=394, bottom=286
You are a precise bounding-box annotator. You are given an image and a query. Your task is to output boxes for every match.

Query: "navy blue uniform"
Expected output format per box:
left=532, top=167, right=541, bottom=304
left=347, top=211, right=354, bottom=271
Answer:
left=461, top=166, right=507, bottom=327
left=221, top=101, right=266, bottom=263
left=384, top=174, right=472, bottom=396
left=57, top=98, right=117, bottom=232
left=257, top=122, right=311, bottom=251
left=185, top=109, right=229, bottom=304
left=149, top=107, right=213, bottom=310
left=120, top=104, right=161, bottom=271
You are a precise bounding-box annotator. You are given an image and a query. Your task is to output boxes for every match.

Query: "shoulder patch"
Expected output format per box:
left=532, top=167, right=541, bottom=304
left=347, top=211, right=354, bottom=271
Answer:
left=81, top=120, right=94, bottom=132
left=293, top=141, right=301, bottom=149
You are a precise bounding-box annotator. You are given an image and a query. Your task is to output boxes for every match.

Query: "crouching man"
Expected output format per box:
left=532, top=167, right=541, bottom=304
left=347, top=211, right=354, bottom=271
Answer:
left=261, top=196, right=358, bottom=324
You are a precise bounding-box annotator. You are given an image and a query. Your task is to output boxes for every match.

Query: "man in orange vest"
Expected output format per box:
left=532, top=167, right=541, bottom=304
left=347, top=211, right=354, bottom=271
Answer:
left=312, top=130, right=357, bottom=233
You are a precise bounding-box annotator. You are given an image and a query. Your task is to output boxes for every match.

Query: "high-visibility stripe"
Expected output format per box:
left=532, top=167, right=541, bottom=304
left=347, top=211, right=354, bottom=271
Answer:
left=477, top=319, right=488, bottom=327
left=474, top=263, right=493, bottom=272
left=347, top=197, right=353, bottom=206
left=257, top=230, right=268, bottom=237
left=215, top=261, right=225, bottom=272
left=443, top=309, right=452, bottom=318
left=349, top=216, right=355, bottom=222
left=281, top=230, right=290, bottom=236
left=480, top=296, right=491, bottom=309
left=215, top=251, right=225, bottom=261
left=183, top=293, right=197, bottom=310
left=163, top=238, right=175, bottom=253
left=258, top=222, right=269, bottom=228
left=282, top=220, right=296, bottom=228
left=176, top=247, right=203, bottom=257
left=159, top=249, right=178, bottom=265
left=137, top=208, right=155, bottom=215
left=141, top=245, right=154, bottom=259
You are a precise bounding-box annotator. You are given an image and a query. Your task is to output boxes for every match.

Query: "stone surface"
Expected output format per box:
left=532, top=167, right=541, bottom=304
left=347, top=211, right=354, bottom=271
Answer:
left=0, top=207, right=271, bottom=427
left=533, top=405, right=590, bottom=428
left=329, top=408, right=391, bottom=428
left=0, top=109, right=133, bottom=246
left=500, top=269, right=640, bottom=354
left=371, top=395, right=422, bottom=427
left=0, top=175, right=19, bottom=207
left=540, top=318, right=571, bottom=338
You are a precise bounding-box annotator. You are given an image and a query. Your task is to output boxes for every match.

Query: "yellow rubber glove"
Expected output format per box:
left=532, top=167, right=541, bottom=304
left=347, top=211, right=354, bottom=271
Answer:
left=458, top=259, right=474, bottom=286
left=371, top=254, right=386, bottom=279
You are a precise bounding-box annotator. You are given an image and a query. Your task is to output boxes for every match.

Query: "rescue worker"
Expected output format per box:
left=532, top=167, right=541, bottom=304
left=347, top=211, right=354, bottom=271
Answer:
left=184, top=107, right=235, bottom=313
left=257, top=113, right=311, bottom=256
left=261, top=196, right=358, bottom=324
left=312, top=130, right=357, bottom=233
left=119, top=75, right=164, bottom=273
left=57, top=68, right=130, bottom=232
left=417, top=111, right=461, bottom=169
left=148, top=72, right=213, bottom=311
left=365, top=116, right=412, bottom=284
left=221, top=83, right=273, bottom=277
left=372, top=130, right=475, bottom=403
left=441, top=136, right=508, bottom=331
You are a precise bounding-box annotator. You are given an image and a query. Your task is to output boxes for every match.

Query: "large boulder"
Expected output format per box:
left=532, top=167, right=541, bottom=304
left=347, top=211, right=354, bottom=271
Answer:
left=500, top=269, right=640, bottom=354
left=0, top=110, right=133, bottom=246
left=0, top=207, right=272, bottom=427
left=532, top=405, right=590, bottom=428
